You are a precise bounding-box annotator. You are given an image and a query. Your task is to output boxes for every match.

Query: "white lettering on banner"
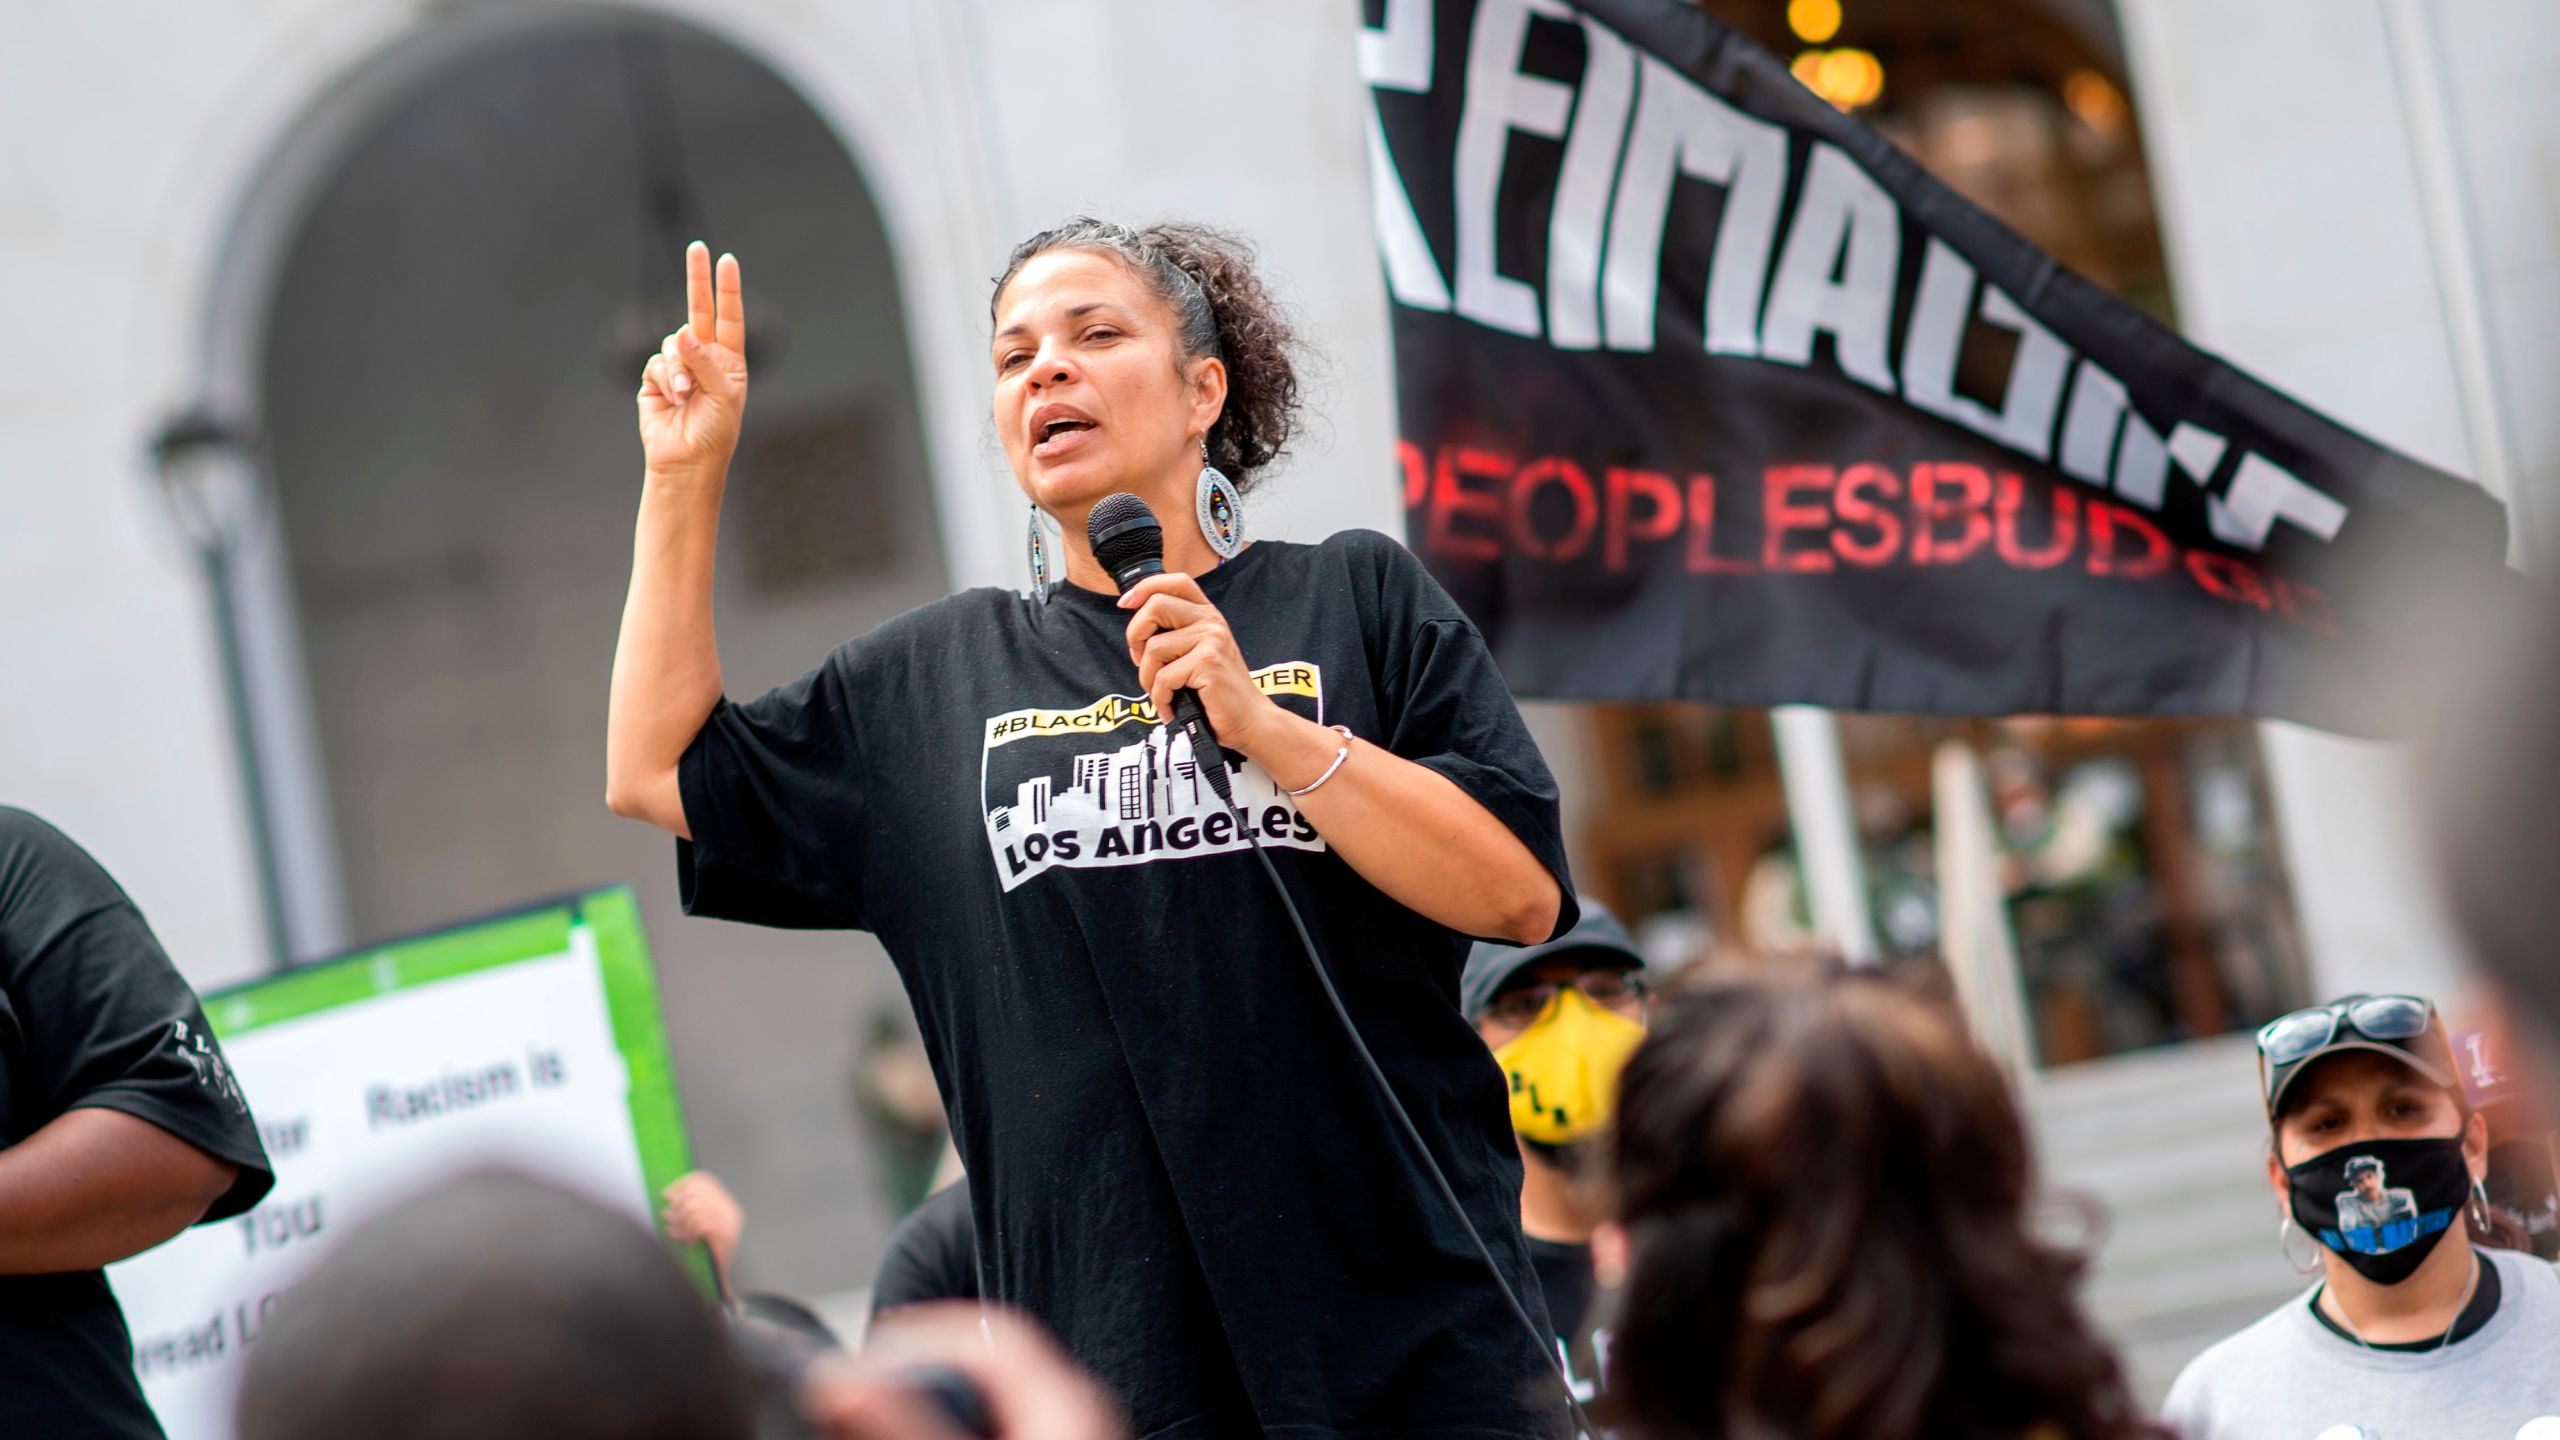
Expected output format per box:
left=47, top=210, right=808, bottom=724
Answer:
left=1900, top=239, right=2072, bottom=460
left=2169, top=422, right=2230, bottom=497
left=1545, top=16, right=1636, bottom=350
left=1601, top=52, right=1786, bottom=357
left=1454, top=0, right=1576, bottom=338
left=1759, top=142, right=1902, bottom=395
left=1360, top=0, right=1452, bottom=312
left=2214, top=452, right=2349, bottom=546
left=2059, top=359, right=2130, bottom=488
left=1359, top=5, right=2355, bottom=548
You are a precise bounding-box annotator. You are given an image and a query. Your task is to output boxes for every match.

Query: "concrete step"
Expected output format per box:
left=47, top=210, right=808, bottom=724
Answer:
left=2043, top=1129, right=2271, bottom=1210
left=2024, top=1037, right=2269, bottom=1174
left=2085, top=1241, right=2306, bottom=1335
left=2085, top=1207, right=2285, bottom=1286
left=2019, top=1036, right=2311, bottom=1414
left=2024, top=1033, right=2264, bottom=1120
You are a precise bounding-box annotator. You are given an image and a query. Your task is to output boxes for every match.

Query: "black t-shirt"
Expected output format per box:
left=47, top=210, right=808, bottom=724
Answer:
left=1525, top=1237, right=1609, bottom=1406
left=0, top=808, right=275, bottom=1439
left=871, top=1177, right=981, bottom=1316
left=681, top=530, right=1577, bottom=1439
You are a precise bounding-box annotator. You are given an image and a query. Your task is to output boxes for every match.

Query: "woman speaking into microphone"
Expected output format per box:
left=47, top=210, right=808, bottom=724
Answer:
left=607, top=221, right=1576, bottom=1439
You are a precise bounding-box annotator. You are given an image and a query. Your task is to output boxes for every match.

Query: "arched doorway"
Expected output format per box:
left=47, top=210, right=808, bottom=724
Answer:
left=246, top=11, right=948, bottom=1293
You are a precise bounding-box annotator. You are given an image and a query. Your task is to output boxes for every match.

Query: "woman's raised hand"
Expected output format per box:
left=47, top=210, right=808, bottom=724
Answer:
left=636, top=241, right=749, bottom=487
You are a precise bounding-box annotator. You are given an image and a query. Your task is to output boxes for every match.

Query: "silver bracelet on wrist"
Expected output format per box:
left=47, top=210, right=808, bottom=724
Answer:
left=1286, top=725, right=1356, bottom=797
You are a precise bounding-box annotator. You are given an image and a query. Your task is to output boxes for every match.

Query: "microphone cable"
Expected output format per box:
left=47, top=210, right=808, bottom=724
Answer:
left=1084, top=492, right=1591, bottom=1434
left=1201, top=763, right=1598, bottom=1440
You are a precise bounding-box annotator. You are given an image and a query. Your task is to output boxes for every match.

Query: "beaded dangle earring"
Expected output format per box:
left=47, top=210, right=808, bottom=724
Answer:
left=1195, top=439, right=1244, bottom=561
left=1026, top=502, right=1057, bottom=587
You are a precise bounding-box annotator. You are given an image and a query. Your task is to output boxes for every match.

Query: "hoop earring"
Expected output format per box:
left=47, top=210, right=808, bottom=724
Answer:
left=2470, top=1178, right=2496, bottom=1237
left=2279, top=1214, right=2324, bottom=1274
left=1195, top=452, right=1244, bottom=561
left=1026, top=502, right=1057, bottom=588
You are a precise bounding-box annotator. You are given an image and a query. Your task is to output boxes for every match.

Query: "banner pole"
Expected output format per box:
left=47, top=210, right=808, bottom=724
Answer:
left=1932, top=739, right=2035, bottom=1085
left=1771, top=706, right=1880, bottom=966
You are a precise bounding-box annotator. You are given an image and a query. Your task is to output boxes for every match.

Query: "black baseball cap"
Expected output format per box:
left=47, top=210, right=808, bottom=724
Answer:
left=1460, top=903, right=1643, bottom=1020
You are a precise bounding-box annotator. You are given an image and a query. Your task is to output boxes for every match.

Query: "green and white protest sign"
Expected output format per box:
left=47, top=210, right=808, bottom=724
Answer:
left=107, top=886, right=696, bottom=1440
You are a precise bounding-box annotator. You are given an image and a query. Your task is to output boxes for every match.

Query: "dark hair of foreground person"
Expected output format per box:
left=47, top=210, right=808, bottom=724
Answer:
left=235, top=1171, right=752, bottom=1440
left=1607, top=970, right=2160, bottom=1440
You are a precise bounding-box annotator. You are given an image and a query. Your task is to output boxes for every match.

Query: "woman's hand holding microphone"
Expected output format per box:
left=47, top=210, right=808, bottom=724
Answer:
left=1117, top=573, right=1346, bottom=795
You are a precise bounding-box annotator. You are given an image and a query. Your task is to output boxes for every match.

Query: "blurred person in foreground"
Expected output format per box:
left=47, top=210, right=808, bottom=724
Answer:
left=2422, top=594, right=2560, bottom=1101
left=0, top=807, right=275, bottom=1439
left=1605, top=967, right=2156, bottom=1440
left=808, top=1304, right=1124, bottom=1440
left=1463, top=903, right=1650, bottom=1401
left=2162, top=994, right=2560, bottom=1438
left=240, top=1170, right=1114, bottom=1440
left=608, top=220, right=1575, bottom=1436
left=237, top=1171, right=757, bottom=1440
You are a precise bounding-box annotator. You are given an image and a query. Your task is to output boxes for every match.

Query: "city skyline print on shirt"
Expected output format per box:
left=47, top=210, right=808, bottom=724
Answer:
left=979, top=661, right=1330, bottom=891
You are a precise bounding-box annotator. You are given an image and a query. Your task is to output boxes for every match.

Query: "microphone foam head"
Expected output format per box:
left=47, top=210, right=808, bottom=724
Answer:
left=1087, top=492, right=1165, bottom=592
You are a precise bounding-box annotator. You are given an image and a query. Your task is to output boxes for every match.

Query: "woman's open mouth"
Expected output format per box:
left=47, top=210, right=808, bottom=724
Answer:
left=1029, top=404, right=1099, bottom=460
left=1032, top=418, right=1095, bottom=459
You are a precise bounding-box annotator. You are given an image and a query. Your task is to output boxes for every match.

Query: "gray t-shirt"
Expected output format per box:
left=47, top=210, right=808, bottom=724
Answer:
left=2162, top=1247, right=2560, bottom=1440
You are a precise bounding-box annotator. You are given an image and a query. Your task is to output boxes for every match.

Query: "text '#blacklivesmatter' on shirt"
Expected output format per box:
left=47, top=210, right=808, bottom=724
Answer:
left=980, top=661, right=1328, bottom=891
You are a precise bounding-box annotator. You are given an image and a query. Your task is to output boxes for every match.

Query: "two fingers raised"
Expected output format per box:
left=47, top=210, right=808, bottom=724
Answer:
left=640, top=243, right=747, bottom=400
left=685, top=241, right=748, bottom=353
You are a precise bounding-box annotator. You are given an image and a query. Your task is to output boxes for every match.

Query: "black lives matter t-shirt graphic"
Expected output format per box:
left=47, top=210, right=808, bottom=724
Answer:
left=981, top=662, right=1326, bottom=890
left=677, top=530, right=1578, bottom=1440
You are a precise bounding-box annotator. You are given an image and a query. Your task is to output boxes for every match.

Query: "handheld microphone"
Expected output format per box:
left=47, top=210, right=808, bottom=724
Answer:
left=1087, top=492, right=1235, bottom=808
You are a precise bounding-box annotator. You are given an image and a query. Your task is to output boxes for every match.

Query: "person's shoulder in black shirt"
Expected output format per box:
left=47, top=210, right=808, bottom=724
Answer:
left=0, top=807, right=276, bottom=1439
left=870, top=1177, right=979, bottom=1318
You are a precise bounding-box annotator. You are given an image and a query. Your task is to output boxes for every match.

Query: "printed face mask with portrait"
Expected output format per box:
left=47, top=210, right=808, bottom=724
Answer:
left=2284, top=1135, right=2472, bottom=1285
left=1493, top=987, right=1646, bottom=1147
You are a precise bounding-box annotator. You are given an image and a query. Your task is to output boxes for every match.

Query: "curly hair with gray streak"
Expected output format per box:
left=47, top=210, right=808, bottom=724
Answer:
left=993, top=218, right=1304, bottom=490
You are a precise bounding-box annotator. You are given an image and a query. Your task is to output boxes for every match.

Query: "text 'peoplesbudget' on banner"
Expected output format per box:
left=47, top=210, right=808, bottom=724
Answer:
left=1359, top=0, right=2521, bottom=735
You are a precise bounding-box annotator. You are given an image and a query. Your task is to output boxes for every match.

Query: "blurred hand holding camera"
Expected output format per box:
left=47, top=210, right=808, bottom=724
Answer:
left=802, top=1305, right=1125, bottom=1440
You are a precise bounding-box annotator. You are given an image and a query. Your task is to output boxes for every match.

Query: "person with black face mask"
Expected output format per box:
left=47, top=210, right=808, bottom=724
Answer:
left=2162, top=993, right=2560, bottom=1439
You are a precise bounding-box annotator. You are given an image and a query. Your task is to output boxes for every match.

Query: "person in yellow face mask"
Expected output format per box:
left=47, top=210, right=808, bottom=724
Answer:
left=1461, top=904, right=1651, bottom=1405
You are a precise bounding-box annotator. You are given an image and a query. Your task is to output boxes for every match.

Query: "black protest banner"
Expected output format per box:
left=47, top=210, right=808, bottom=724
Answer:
left=1360, top=0, right=2513, bottom=735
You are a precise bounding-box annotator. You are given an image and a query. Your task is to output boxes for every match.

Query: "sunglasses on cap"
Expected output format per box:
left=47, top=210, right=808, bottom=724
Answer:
left=2257, top=995, right=2436, bottom=1065
left=2255, top=994, right=2454, bottom=1115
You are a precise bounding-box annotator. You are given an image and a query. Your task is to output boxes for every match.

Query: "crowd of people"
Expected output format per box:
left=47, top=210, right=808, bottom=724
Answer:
left=228, top=934, right=2560, bottom=1440
left=9, top=811, right=2560, bottom=1438
left=5, top=207, right=2554, bottom=1440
